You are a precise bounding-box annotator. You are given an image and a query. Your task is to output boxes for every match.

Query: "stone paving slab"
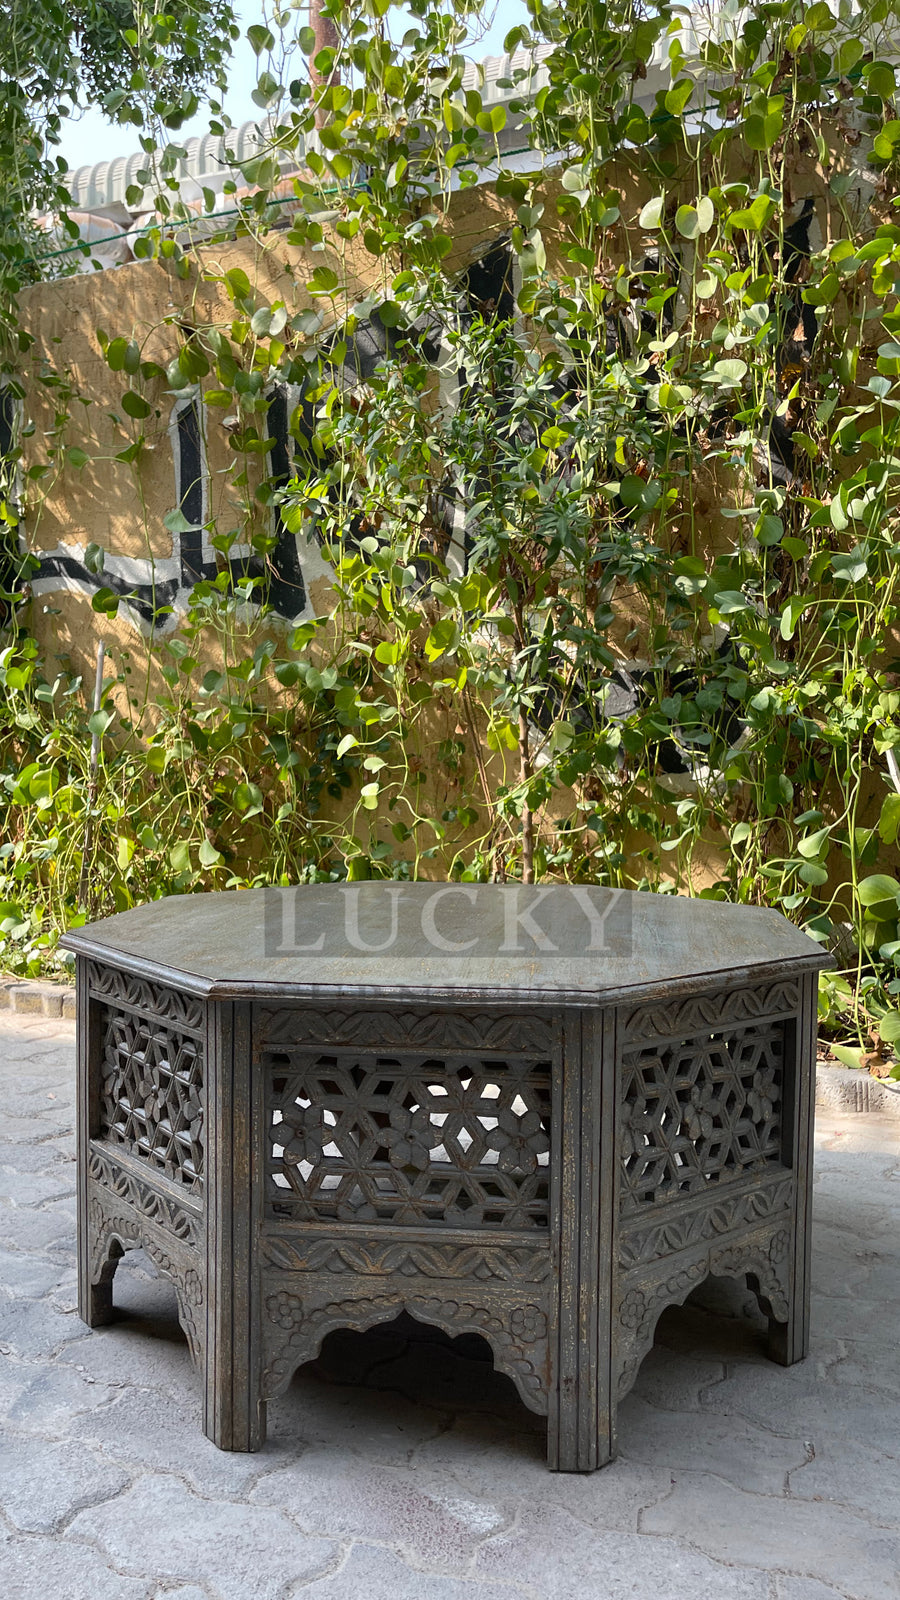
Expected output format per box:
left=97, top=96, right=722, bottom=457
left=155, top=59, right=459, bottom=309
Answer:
left=0, top=1012, right=899, bottom=1600
left=0, top=978, right=76, bottom=1020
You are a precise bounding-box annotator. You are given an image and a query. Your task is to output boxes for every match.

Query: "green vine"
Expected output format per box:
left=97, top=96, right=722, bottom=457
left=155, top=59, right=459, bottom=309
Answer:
left=3, top=0, right=900, bottom=1070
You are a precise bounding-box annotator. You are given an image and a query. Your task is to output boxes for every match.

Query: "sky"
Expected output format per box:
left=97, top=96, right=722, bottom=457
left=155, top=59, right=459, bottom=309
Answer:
left=57, top=2, right=530, bottom=174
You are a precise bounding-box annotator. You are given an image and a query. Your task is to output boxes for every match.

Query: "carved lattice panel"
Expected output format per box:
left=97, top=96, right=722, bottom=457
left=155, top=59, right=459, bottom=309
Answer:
left=97, top=1003, right=204, bottom=1192
left=619, top=1017, right=784, bottom=1213
left=266, top=1047, right=552, bottom=1229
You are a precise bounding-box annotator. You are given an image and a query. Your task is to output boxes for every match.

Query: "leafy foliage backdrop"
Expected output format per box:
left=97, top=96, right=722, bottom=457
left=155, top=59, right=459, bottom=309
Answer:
left=3, top=0, right=900, bottom=1060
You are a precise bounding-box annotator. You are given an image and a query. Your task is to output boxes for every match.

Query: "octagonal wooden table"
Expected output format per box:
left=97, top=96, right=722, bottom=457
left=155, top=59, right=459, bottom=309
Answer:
left=62, top=884, right=830, bottom=1471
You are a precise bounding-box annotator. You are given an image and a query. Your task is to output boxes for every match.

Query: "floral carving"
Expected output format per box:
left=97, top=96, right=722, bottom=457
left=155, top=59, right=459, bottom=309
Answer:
left=143, top=1246, right=204, bottom=1362
left=266, top=1046, right=551, bottom=1230
left=748, top=1067, right=778, bottom=1123
left=617, top=1260, right=708, bottom=1393
left=683, top=1081, right=719, bottom=1140
left=509, top=1304, right=547, bottom=1342
left=485, top=1108, right=549, bottom=1174
left=619, top=1287, right=650, bottom=1331
left=616, top=1231, right=793, bottom=1400
left=277, top=1104, right=325, bottom=1166
left=619, top=1016, right=785, bottom=1213
left=768, top=1227, right=790, bottom=1264
left=266, top=1289, right=304, bottom=1329
left=620, top=1096, right=656, bottom=1161
left=383, top=1106, right=441, bottom=1171
left=260, top=1290, right=550, bottom=1413
left=97, top=1001, right=205, bottom=1191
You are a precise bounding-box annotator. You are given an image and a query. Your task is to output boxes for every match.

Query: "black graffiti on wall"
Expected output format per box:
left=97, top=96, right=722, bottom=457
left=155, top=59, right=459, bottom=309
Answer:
left=175, top=393, right=215, bottom=586
left=19, top=241, right=515, bottom=631
left=29, top=395, right=210, bottom=628
left=13, top=207, right=816, bottom=644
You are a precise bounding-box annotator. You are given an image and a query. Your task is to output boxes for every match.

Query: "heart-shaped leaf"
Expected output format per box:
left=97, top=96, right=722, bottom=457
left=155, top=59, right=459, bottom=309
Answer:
left=639, top=196, right=665, bottom=229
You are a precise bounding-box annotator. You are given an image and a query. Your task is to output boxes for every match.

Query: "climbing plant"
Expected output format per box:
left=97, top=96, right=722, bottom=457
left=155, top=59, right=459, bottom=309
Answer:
left=4, top=0, right=900, bottom=1067
left=0, top=2, right=238, bottom=322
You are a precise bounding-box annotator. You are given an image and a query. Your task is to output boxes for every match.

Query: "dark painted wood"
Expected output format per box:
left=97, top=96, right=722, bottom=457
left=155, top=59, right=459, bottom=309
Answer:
left=768, top=968, right=817, bottom=1366
left=67, top=887, right=833, bottom=1471
left=204, top=1000, right=263, bottom=1449
left=76, top=956, right=113, bottom=1326
left=59, top=884, right=826, bottom=1006
left=595, top=1005, right=618, bottom=1468
left=548, top=1007, right=579, bottom=1468
left=548, top=1007, right=616, bottom=1471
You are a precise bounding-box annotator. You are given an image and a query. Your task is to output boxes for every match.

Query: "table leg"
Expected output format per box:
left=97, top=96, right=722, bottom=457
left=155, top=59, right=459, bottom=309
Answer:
left=203, top=1000, right=265, bottom=1451
left=768, top=969, right=817, bottom=1367
left=76, top=959, right=116, bottom=1327
left=548, top=1008, right=617, bottom=1471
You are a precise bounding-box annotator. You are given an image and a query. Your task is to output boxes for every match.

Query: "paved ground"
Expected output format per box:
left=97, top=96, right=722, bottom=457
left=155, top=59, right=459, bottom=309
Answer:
left=0, top=1013, right=899, bottom=1600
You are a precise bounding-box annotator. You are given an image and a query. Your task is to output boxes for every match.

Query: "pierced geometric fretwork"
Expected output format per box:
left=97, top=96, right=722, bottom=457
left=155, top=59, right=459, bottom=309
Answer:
left=619, top=1018, right=784, bottom=1214
left=266, top=1048, right=551, bottom=1229
left=98, top=1003, right=204, bottom=1192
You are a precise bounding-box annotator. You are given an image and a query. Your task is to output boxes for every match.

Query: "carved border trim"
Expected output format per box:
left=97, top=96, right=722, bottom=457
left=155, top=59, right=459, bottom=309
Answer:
left=619, top=980, right=801, bottom=1044
left=88, top=1144, right=203, bottom=1247
left=256, top=1006, right=555, bottom=1056
left=260, top=1290, right=549, bottom=1414
left=261, top=1234, right=552, bottom=1282
left=618, top=1175, right=794, bottom=1268
left=87, top=960, right=205, bottom=1035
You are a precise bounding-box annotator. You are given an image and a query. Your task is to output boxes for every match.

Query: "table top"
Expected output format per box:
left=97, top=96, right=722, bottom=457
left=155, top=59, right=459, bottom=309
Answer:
left=60, top=884, right=831, bottom=1005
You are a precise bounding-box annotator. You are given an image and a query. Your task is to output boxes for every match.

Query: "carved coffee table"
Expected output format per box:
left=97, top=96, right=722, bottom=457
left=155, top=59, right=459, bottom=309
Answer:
left=63, top=884, right=829, bottom=1471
